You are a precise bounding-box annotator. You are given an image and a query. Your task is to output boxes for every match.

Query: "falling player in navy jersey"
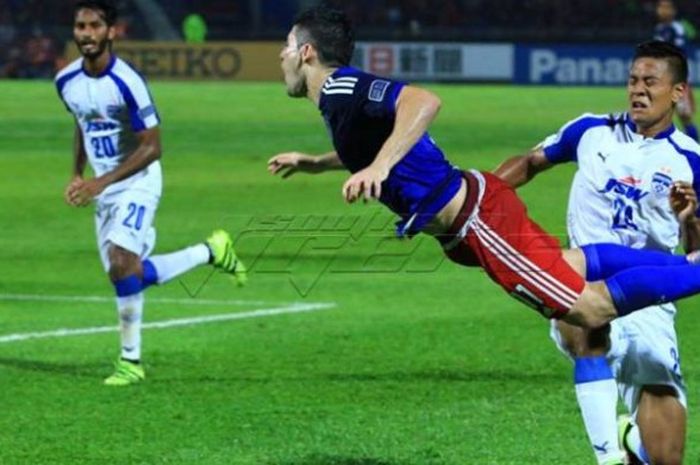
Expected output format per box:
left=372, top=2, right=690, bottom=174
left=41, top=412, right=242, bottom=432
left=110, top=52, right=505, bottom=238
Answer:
left=655, top=0, right=698, bottom=141
left=268, top=8, right=700, bottom=333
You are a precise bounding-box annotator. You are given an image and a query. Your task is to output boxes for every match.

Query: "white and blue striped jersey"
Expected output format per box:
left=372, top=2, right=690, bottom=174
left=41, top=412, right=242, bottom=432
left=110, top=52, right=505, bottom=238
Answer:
left=541, top=112, right=700, bottom=253
left=55, top=55, right=162, bottom=198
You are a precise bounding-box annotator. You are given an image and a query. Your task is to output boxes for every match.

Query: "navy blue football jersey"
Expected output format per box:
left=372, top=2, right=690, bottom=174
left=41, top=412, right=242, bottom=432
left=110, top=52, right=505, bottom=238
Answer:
left=654, top=20, right=687, bottom=51
left=318, top=67, right=462, bottom=237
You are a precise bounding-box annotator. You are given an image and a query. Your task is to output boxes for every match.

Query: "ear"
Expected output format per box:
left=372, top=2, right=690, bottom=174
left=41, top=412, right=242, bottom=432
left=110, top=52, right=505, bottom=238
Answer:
left=672, top=81, right=687, bottom=104
left=299, top=42, right=317, bottom=65
left=107, top=25, right=117, bottom=41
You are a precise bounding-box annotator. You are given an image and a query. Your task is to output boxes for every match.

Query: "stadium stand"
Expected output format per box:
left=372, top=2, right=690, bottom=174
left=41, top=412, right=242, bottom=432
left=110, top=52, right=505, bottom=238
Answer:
left=2, top=0, right=700, bottom=77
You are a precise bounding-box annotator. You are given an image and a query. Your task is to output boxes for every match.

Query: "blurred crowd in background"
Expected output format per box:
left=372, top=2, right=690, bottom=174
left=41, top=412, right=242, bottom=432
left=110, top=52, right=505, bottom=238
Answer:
left=1, top=0, right=699, bottom=78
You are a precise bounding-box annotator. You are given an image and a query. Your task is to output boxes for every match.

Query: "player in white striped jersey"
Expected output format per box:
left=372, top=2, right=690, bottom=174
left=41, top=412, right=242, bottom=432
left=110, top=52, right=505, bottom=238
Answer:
left=496, top=41, right=700, bottom=465
left=55, top=1, right=246, bottom=386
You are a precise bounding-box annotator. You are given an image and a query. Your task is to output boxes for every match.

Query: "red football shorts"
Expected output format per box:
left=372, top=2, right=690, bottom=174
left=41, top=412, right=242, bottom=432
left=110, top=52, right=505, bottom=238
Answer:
left=438, top=171, right=585, bottom=319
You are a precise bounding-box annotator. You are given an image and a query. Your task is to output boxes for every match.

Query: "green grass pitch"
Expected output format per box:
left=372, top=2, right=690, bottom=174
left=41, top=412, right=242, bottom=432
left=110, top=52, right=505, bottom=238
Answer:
left=0, top=80, right=698, bottom=464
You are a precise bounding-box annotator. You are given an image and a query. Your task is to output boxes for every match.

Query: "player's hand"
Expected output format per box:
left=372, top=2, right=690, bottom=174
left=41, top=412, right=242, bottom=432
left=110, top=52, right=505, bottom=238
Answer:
left=268, top=152, right=316, bottom=178
left=342, top=164, right=389, bottom=203
left=670, top=181, right=698, bottom=223
left=64, top=176, right=84, bottom=206
left=67, top=177, right=106, bottom=207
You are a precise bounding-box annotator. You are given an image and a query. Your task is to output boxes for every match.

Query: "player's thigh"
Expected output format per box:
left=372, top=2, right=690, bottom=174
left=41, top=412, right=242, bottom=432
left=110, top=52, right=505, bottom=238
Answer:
left=107, top=192, right=158, bottom=258
left=561, top=248, right=586, bottom=276
left=554, top=319, right=610, bottom=356
left=636, top=386, right=685, bottom=465
left=95, top=200, right=114, bottom=272
left=618, top=308, right=686, bottom=412
left=465, top=181, right=586, bottom=320
left=96, top=192, right=159, bottom=275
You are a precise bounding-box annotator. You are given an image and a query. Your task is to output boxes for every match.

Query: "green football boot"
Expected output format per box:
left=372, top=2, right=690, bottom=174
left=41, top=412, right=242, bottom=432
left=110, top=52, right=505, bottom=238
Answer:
left=618, top=414, right=643, bottom=465
left=601, top=459, right=624, bottom=465
left=103, top=359, right=145, bottom=386
left=206, top=229, right=247, bottom=286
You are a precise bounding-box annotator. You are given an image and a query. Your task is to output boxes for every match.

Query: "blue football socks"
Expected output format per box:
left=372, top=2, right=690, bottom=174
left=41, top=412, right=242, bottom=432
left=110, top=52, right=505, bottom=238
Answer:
left=606, top=265, right=700, bottom=315
left=113, top=274, right=143, bottom=297
left=582, top=243, right=689, bottom=280
left=581, top=243, right=700, bottom=315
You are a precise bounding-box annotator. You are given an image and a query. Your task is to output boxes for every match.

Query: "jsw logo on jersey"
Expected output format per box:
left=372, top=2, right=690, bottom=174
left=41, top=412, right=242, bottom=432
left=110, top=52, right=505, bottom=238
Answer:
left=86, top=121, right=118, bottom=132
left=598, top=177, right=649, bottom=202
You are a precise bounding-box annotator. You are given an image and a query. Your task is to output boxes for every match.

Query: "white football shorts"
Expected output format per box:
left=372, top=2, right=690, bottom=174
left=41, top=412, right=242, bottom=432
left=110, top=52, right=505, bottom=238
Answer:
left=94, top=189, right=159, bottom=271
left=550, top=305, right=686, bottom=416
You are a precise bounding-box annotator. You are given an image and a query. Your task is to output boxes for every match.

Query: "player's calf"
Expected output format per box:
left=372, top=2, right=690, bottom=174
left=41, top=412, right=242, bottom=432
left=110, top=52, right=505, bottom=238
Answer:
left=562, top=244, right=700, bottom=327
left=636, top=386, right=685, bottom=465
left=105, top=244, right=146, bottom=368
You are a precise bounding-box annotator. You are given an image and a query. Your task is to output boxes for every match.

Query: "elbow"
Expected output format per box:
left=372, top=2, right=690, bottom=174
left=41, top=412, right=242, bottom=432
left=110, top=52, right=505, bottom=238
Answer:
left=149, top=141, right=162, bottom=161
left=427, top=94, right=442, bottom=118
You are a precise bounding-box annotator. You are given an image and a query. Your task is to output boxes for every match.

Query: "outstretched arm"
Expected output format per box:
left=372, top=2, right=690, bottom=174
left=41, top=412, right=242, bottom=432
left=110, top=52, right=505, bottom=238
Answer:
left=342, top=85, right=441, bottom=203
left=67, top=127, right=162, bottom=207
left=268, top=151, right=344, bottom=178
left=493, top=146, right=553, bottom=188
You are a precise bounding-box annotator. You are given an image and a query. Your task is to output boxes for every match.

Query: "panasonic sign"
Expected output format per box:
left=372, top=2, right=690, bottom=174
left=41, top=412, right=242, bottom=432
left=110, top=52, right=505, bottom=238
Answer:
left=516, top=45, right=700, bottom=85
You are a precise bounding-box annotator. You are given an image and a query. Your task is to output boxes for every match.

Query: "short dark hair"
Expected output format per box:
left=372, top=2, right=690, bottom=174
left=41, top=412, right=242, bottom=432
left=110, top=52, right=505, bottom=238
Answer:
left=293, top=7, right=354, bottom=67
left=634, top=40, right=688, bottom=83
left=74, top=0, right=118, bottom=27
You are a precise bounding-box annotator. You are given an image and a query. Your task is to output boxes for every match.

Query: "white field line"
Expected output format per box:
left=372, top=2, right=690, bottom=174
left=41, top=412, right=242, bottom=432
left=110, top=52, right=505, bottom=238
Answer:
left=0, top=302, right=336, bottom=344
left=0, top=293, right=332, bottom=308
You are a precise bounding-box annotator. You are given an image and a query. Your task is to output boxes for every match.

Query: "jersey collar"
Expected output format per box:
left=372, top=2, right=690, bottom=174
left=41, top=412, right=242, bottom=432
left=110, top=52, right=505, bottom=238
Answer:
left=624, top=113, right=676, bottom=140
left=81, top=53, right=116, bottom=78
left=318, top=66, right=358, bottom=109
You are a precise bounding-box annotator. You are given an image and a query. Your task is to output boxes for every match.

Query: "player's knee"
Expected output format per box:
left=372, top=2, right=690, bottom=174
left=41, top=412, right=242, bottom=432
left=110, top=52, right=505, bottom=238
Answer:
left=109, top=261, right=135, bottom=281
left=554, top=321, right=586, bottom=355
left=562, top=309, right=606, bottom=329
left=555, top=321, right=608, bottom=356
left=565, top=283, right=616, bottom=328
left=108, top=246, right=141, bottom=281
left=564, top=302, right=614, bottom=329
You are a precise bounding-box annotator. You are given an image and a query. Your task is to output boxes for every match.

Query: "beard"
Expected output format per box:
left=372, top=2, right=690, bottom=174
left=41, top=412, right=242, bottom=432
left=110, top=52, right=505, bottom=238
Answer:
left=76, top=37, right=110, bottom=60
left=286, top=76, right=308, bottom=98
left=285, top=56, right=308, bottom=98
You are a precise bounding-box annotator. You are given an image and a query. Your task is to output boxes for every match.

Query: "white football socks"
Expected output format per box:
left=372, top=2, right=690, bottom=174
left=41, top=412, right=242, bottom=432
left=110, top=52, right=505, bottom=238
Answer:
left=147, top=244, right=211, bottom=284
left=575, top=379, right=624, bottom=464
left=116, top=292, right=144, bottom=361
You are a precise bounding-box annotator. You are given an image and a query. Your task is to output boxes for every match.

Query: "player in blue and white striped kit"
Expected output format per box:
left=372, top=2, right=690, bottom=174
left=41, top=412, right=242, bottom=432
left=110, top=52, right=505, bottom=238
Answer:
left=497, top=40, right=700, bottom=465
left=55, top=1, right=245, bottom=385
left=655, top=0, right=698, bottom=141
